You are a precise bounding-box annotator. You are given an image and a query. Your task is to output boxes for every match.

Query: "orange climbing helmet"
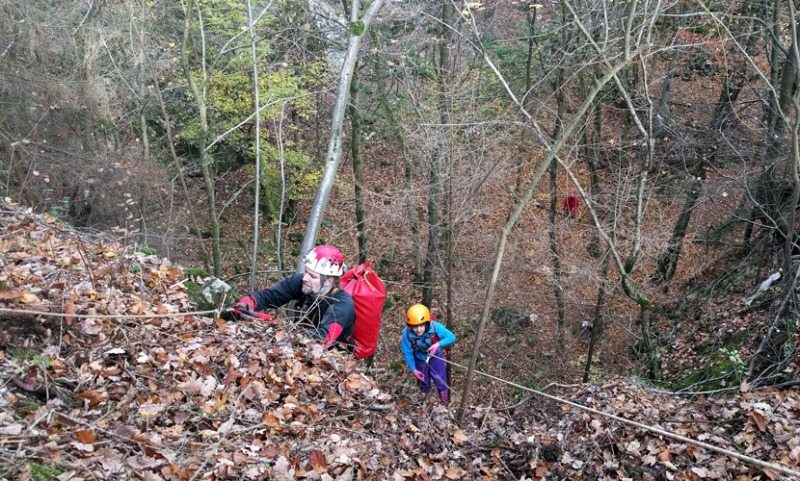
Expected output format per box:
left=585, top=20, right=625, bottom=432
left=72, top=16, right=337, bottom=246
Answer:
left=406, top=303, right=431, bottom=326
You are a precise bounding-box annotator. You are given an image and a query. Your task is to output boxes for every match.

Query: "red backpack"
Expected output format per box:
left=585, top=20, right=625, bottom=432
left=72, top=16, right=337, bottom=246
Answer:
left=341, top=261, right=386, bottom=359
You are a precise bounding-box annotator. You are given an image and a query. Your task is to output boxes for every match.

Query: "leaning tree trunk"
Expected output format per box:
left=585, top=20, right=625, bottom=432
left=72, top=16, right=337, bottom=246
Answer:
left=150, top=73, right=211, bottom=271
left=657, top=3, right=775, bottom=284
left=457, top=53, right=633, bottom=425
left=297, top=0, right=385, bottom=270
left=653, top=75, right=749, bottom=285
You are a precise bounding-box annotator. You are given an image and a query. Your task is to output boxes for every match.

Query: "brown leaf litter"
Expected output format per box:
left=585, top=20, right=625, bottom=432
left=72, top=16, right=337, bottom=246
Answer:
left=1, top=201, right=799, bottom=480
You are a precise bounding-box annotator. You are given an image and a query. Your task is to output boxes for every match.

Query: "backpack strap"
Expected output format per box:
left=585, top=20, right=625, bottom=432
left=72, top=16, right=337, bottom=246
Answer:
left=408, top=323, right=442, bottom=354
left=407, top=327, right=418, bottom=352
left=430, top=322, right=440, bottom=343
left=429, top=322, right=450, bottom=356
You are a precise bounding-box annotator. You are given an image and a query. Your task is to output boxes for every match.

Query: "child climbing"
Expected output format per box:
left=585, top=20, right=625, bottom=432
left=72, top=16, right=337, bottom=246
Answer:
left=401, top=303, right=456, bottom=405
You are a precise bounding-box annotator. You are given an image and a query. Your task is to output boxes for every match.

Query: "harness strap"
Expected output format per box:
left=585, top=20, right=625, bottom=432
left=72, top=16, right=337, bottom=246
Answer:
left=408, top=322, right=443, bottom=353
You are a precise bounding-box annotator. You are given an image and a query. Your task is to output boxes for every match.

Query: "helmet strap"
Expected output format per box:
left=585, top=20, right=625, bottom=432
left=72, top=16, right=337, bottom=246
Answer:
left=315, top=275, right=336, bottom=297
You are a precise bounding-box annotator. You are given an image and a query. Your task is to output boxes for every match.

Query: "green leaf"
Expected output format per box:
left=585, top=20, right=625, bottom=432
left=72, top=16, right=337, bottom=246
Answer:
left=349, top=20, right=365, bottom=36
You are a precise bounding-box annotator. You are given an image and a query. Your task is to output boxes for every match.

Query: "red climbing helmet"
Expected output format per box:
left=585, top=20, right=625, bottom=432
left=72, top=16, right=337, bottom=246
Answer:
left=304, top=245, right=346, bottom=276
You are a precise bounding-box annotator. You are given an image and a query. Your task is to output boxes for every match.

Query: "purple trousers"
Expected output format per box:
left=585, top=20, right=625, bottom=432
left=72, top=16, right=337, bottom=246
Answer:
left=414, top=355, right=449, bottom=403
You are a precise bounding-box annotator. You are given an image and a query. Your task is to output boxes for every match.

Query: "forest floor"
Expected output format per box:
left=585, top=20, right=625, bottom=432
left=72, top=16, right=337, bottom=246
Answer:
left=2, top=164, right=799, bottom=479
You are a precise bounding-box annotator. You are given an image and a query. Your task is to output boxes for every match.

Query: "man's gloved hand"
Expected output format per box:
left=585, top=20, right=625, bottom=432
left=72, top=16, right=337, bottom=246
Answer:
left=230, top=299, right=277, bottom=323
left=427, top=342, right=441, bottom=354
left=412, top=369, right=424, bottom=382
left=231, top=296, right=257, bottom=318
left=232, top=303, right=256, bottom=319
left=235, top=296, right=256, bottom=311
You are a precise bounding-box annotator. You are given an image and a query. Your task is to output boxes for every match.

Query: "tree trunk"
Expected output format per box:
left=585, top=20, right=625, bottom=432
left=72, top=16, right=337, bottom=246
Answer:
left=247, top=0, right=263, bottom=291
left=445, top=134, right=455, bottom=384
left=137, top=0, right=150, bottom=247
left=421, top=0, right=454, bottom=306
left=368, top=27, right=419, bottom=276
left=747, top=9, right=800, bottom=383
left=151, top=74, right=211, bottom=272
left=514, top=2, right=540, bottom=197
left=583, top=247, right=611, bottom=382
left=181, top=0, right=221, bottom=276
left=585, top=80, right=604, bottom=258
left=653, top=19, right=758, bottom=285
left=349, top=61, right=368, bottom=264
left=297, top=0, right=385, bottom=271
left=549, top=66, right=566, bottom=344
left=651, top=1, right=687, bottom=140
left=548, top=158, right=566, bottom=344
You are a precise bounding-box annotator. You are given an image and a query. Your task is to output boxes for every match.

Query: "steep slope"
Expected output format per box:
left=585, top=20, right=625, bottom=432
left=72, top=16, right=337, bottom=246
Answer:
left=1, top=201, right=799, bottom=481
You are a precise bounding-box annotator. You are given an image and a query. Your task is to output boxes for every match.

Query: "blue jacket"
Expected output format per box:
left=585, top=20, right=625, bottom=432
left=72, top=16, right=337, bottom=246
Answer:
left=401, top=321, right=456, bottom=371
left=245, top=273, right=355, bottom=345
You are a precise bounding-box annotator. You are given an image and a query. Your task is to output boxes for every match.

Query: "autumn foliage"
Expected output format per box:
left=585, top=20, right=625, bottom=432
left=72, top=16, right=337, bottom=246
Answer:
left=2, top=202, right=800, bottom=480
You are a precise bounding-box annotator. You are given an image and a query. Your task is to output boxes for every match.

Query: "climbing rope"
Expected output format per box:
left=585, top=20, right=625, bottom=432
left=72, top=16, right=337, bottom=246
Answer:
left=424, top=353, right=453, bottom=393
left=0, top=306, right=218, bottom=319
left=430, top=353, right=800, bottom=479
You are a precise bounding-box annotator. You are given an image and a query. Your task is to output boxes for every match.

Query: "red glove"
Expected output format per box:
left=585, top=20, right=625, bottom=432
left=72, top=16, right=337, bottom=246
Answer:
left=234, top=308, right=276, bottom=322
left=412, top=370, right=424, bottom=382
left=428, top=342, right=441, bottom=354
left=236, top=296, right=256, bottom=311
left=232, top=296, right=276, bottom=323
left=323, top=322, right=344, bottom=348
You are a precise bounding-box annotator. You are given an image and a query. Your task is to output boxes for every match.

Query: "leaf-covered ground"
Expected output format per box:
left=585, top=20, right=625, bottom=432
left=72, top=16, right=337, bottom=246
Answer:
left=1, top=202, right=799, bottom=481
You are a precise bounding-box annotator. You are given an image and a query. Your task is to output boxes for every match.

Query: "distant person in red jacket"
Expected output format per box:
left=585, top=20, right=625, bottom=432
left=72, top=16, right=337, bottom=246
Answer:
left=562, top=190, right=579, bottom=219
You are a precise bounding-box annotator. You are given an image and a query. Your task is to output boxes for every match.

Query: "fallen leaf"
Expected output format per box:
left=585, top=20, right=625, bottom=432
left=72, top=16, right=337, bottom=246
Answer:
left=451, top=428, right=468, bottom=444
left=749, top=411, right=767, bottom=432
left=0, top=423, right=24, bottom=435
left=19, top=291, right=39, bottom=303
left=176, top=379, right=203, bottom=394
left=445, top=465, right=467, bottom=479
left=309, top=450, right=327, bottom=473
left=76, top=429, right=98, bottom=443
left=0, top=289, right=18, bottom=300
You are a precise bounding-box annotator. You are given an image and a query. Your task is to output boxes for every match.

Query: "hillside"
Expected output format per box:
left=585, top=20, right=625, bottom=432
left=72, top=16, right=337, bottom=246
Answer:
left=2, top=201, right=800, bottom=480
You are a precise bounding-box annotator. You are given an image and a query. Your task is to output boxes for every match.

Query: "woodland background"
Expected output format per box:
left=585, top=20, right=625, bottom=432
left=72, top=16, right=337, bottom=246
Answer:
left=1, top=0, right=800, bottom=479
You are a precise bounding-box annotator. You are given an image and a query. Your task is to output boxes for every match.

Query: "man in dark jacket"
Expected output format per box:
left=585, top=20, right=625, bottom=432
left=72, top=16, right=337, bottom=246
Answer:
left=234, top=245, right=355, bottom=349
